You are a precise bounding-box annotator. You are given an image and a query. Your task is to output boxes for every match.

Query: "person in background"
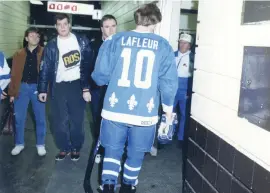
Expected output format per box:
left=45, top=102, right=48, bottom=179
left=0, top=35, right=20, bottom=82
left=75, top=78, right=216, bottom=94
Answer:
left=174, top=33, right=194, bottom=145
left=43, top=35, right=48, bottom=46
left=38, top=14, right=92, bottom=161
left=9, top=27, right=46, bottom=156
left=0, top=51, right=11, bottom=100
left=40, top=34, right=48, bottom=47
left=91, top=3, right=178, bottom=193
left=89, top=14, right=117, bottom=163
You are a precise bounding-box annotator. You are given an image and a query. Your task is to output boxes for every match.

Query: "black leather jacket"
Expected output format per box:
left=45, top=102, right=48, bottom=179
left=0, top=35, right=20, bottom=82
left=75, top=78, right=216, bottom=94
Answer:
left=89, top=38, right=103, bottom=90
left=38, top=33, right=92, bottom=95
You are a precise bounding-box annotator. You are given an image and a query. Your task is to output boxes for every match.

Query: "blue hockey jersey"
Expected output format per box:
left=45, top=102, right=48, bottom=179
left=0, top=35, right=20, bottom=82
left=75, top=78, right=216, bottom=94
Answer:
left=0, top=52, right=10, bottom=94
left=91, top=31, right=178, bottom=126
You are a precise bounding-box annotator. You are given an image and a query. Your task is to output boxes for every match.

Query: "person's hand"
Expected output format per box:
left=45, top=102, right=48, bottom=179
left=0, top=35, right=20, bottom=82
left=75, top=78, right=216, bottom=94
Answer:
left=10, top=96, right=14, bottom=103
left=83, top=91, right=91, bottom=102
left=158, top=119, right=167, bottom=135
left=1, top=91, right=7, bottom=100
left=157, top=113, right=177, bottom=144
left=158, top=112, right=176, bottom=135
left=38, top=93, right=47, bottom=102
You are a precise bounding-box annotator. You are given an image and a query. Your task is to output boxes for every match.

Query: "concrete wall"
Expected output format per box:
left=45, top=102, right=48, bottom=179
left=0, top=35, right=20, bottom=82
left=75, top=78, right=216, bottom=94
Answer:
left=101, top=1, right=181, bottom=50
left=102, top=1, right=152, bottom=32
left=0, top=1, right=30, bottom=58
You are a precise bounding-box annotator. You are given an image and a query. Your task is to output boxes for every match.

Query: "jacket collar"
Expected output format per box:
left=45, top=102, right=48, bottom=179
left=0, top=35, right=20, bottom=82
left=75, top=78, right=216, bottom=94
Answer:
left=175, top=50, right=191, bottom=57
left=25, top=45, right=39, bottom=54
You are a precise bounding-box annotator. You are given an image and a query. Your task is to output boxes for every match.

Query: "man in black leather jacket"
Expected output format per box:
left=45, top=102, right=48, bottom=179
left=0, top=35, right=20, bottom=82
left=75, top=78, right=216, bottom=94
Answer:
left=38, top=13, right=92, bottom=161
left=89, top=14, right=117, bottom=141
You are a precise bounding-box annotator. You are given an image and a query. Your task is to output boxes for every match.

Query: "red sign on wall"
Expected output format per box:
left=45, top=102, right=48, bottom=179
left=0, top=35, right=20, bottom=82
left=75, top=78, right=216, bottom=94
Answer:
left=47, top=2, right=94, bottom=15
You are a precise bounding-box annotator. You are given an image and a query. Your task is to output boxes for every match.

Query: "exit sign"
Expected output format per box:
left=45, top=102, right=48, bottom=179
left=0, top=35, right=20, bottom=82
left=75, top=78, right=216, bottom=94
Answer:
left=92, top=10, right=102, bottom=20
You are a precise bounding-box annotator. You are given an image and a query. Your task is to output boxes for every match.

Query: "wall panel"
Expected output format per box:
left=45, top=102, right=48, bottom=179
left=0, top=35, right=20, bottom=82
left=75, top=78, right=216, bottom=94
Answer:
left=0, top=1, right=30, bottom=58
left=102, top=1, right=152, bottom=32
left=190, top=0, right=270, bottom=172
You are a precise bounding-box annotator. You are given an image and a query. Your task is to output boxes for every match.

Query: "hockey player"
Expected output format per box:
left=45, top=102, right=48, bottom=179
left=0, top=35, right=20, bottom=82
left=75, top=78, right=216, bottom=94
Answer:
left=174, top=33, right=194, bottom=142
left=91, top=3, right=178, bottom=193
left=0, top=51, right=10, bottom=100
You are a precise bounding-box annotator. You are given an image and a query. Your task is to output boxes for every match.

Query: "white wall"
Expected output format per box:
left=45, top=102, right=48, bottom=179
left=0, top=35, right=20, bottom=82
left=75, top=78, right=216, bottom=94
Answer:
left=179, top=0, right=198, bottom=33
left=193, top=0, right=270, bottom=172
left=0, top=1, right=30, bottom=58
left=181, top=0, right=198, bottom=10
left=179, top=13, right=197, bottom=32
left=155, top=0, right=181, bottom=50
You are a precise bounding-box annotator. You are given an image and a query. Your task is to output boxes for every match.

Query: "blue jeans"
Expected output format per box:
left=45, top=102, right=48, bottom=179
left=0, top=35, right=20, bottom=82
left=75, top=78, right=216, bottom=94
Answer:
left=14, top=83, right=46, bottom=146
left=173, top=89, right=191, bottom=141
left=100, top=119, right=156, bottom=186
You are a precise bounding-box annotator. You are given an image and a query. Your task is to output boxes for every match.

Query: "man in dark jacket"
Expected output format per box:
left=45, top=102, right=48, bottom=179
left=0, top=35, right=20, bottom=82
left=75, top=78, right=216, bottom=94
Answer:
left=90, top=14, right=117, bottom=140
left=89, top=15, right=117, bottom=166
left=38, top=13, right=92, bottom=161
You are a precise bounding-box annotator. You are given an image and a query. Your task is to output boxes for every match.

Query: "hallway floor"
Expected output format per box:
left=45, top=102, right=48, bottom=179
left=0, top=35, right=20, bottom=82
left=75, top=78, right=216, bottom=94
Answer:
left=0, top=106, right=182, bottom=193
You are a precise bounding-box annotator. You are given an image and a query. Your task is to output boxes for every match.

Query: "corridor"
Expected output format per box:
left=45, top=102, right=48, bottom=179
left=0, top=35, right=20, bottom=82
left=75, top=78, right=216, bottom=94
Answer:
left=0, top=104, right=182, bottom=193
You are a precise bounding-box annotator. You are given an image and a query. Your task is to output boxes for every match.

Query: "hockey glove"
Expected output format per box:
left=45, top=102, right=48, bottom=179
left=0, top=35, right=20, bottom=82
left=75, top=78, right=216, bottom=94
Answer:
left=157, top=113, right=178, bottom=144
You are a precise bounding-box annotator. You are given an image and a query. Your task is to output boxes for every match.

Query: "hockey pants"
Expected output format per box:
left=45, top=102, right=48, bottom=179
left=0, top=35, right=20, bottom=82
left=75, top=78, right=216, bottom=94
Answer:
left=100, top=118, right=156, bottom=186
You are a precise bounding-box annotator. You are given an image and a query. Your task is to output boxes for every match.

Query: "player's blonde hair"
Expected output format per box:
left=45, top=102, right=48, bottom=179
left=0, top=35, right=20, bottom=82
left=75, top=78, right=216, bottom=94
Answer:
left=134, top=3, right=162, bottom=26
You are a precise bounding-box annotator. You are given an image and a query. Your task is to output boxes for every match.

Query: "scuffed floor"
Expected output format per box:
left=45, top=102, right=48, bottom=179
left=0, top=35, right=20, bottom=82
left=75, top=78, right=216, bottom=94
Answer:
left=0, top=105, right=182, bottom=193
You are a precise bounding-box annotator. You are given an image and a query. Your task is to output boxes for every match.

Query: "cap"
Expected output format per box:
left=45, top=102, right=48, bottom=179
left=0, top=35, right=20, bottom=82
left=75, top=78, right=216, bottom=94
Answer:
left=179, top=33, right=192, bottom=43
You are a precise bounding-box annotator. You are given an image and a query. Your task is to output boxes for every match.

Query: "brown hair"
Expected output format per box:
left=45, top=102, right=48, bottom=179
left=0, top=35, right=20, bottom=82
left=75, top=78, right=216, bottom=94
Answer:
left=24, top=27, right=39, bottom=38
left=100, top=14, right=117, bottom=27
left=134, top=3, right=162, bottom=26
left=54, top=13, right=70, bottom=24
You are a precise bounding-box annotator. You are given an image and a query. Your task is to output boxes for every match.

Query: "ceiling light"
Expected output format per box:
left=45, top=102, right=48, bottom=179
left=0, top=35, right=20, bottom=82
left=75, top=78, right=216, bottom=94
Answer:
left=30, top=0, right=43, bottom=5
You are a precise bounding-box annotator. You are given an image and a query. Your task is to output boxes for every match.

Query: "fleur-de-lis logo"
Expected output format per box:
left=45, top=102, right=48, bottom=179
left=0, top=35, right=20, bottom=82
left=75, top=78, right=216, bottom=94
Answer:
left=147, top=98, right=155, bottom=113
left=127, top=95, right=138, bottom=110
left=109, top=92, right=118, bottom=107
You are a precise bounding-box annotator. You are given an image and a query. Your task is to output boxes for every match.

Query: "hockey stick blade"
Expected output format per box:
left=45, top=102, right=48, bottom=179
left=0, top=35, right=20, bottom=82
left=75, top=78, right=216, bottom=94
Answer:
left=83, top=139, right=101, bottom=193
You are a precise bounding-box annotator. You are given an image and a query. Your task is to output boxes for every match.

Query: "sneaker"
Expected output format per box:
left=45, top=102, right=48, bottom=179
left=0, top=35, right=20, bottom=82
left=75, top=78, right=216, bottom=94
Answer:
left=37, top=146, right=46, bottom=156
left=55, top=151, right=69, bottom=161
left=95, top=154, right=102, bottom=164
left=150, top=146, right=157, bottom=156
left=102, top=184, right=115, bottom=193
left=11, top=145, right=24, bottom=155
left=71, top=151, right=80, bottom=161
left=119, top=183, right=136, bottom=193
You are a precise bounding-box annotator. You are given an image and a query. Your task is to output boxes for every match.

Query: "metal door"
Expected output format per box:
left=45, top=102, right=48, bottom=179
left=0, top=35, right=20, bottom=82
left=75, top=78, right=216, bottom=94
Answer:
left=238, top=46, right=270, bottom=131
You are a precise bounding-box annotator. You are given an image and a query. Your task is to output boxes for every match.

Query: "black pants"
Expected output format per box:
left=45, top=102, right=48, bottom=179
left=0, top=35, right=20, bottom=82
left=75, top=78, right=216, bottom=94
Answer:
left=90, top=86, right=107, bottom=185
left=90, top=86, right=107, bottom=140
left=50, top=80, right=86, bottom=152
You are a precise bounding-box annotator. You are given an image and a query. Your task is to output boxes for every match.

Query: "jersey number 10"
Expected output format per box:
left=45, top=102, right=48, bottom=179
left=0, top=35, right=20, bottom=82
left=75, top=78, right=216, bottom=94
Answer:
left=117, top=48, right=155, bottom=89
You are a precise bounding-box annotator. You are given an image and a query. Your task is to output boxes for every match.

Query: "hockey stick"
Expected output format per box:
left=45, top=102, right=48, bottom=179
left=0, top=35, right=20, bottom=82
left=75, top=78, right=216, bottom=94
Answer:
left=83, top=138, right=101, bottom=193
left=83, top=137, right=129, bottom=192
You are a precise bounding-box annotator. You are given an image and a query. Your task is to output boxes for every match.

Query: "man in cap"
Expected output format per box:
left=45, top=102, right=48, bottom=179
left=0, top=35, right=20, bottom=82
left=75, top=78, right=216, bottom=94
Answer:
left=174, top=33, right=194, bottom=144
